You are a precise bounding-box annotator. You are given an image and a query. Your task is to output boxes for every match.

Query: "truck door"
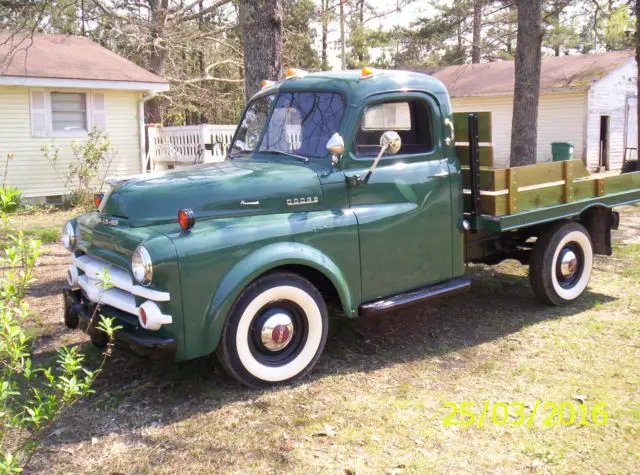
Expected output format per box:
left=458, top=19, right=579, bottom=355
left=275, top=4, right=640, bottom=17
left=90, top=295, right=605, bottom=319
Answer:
left=345, top=93, right=453, bottom=302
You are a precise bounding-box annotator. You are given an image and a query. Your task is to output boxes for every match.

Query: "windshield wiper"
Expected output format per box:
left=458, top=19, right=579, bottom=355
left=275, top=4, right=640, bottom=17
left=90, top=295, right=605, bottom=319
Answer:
left=228, top=150, right=250, bottom=159
left=261, top=149, right=310, bottom=163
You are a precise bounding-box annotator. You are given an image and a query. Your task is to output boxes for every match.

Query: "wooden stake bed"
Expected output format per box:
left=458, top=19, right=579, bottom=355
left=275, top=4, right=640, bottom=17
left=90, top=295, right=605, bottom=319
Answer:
left=454, top=112, right=640, bottom=232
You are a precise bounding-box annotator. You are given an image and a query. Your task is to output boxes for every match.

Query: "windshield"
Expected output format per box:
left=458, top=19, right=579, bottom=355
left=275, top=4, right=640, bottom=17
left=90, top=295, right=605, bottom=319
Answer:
left=230, top=91, right=345, bottom=160
left=230, top=94, right=275, bottom=156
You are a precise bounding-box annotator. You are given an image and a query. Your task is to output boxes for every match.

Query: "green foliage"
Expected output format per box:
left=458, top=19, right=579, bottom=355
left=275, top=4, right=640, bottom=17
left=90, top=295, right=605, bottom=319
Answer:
left=42, top=128, right=115, bottom=209
left=601, top=4, right=635, bottom=50
left=575, top=0, right=635, bottom=53
left=283, top=0, right=320, bottom=70
left=1, top=153, right=22, bottom=214
left=0, top=188, right=22, bottom=215
left=0, top=213, right=120, bottom=470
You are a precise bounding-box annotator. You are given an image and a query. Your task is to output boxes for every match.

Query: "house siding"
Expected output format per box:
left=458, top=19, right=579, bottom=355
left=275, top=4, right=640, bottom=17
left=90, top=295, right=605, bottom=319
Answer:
left=451, top=91, right=587, bottom=168
left=0, top=86, right=141, bottom=198
left=585, top=58, right=637, bottom=170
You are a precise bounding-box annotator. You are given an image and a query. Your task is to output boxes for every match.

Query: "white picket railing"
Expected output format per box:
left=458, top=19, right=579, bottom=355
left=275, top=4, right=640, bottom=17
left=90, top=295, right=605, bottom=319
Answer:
left=146, top=124, right=236, bottom=170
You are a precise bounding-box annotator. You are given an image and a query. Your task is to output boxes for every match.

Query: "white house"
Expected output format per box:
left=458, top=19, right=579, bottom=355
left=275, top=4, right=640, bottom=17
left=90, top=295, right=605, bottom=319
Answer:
left=0, top=32, right=169, bottom=200
left=431, top=51, right=637, bottom=170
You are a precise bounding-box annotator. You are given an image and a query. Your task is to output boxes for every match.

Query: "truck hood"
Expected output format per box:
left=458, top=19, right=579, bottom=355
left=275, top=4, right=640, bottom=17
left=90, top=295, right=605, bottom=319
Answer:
left=102, top=160, right=323, bottom=227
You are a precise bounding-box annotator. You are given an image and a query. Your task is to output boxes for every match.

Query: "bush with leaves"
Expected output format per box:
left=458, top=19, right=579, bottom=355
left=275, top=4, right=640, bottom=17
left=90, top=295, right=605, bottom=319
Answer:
left=0, top=212, right=120, bottom=472
left=1, top=153, right=22, bottom=214
left=42, top=128, right=116, bottom=209
left=0, top=187, right=22, bottom=215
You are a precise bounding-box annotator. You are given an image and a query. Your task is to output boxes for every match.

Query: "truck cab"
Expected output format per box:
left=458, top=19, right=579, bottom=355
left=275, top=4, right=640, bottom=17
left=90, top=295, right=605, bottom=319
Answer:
left=61, top=68, right=639, bottom=387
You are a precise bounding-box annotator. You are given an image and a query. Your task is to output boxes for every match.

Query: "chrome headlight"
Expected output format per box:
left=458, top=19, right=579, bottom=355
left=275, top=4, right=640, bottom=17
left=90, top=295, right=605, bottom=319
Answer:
left=131, top=246, right=152, bottom=286
left=61, top=221, right=77, bottom=251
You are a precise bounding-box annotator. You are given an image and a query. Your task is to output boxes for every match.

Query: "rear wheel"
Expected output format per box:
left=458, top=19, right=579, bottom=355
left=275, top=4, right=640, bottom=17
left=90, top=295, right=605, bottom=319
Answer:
left=216, top=272, right=329, bottom=388
left=529, top=222, right=593, bottom=306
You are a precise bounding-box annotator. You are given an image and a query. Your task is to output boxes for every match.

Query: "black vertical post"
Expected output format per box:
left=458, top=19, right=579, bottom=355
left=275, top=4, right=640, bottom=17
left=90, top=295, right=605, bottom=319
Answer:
left=468, top=113, right=481, bottom=224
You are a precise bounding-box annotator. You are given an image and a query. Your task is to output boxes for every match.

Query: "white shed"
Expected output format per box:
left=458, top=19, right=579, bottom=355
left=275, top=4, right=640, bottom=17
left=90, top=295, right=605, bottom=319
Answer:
left=0, top=33, right=169, bottom=200
left=430, top=51, right=637, bottom=171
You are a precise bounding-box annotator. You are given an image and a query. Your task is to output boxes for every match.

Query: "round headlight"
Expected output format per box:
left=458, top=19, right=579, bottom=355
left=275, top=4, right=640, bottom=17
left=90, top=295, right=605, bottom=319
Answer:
left=61, top=222, right=76, bottom=251
left=131, top=246, right=152, bottom=286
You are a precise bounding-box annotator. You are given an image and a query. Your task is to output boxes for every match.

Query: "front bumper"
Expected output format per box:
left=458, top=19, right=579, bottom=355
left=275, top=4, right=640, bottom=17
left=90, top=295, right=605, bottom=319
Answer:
left=63, top=287, right=176, bottom=359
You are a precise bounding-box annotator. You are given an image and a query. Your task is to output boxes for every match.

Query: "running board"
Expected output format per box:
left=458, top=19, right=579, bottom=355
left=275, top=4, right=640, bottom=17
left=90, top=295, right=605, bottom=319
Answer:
left=359, top=276, right=471, bottom=317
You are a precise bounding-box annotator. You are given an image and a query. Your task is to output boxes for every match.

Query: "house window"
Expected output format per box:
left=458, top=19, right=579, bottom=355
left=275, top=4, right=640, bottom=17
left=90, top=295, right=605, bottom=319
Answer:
left=50, top=92, right=87, bottom=132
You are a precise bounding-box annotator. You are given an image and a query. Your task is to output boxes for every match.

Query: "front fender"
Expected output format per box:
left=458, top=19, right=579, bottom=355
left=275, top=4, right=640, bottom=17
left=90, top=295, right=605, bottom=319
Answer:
left=203, top=242, right=356, bottom=352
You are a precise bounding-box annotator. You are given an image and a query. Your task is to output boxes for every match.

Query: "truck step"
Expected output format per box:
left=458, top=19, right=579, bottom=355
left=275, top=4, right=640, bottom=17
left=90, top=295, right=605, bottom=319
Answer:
left=359, top=276, right=471, bottom=317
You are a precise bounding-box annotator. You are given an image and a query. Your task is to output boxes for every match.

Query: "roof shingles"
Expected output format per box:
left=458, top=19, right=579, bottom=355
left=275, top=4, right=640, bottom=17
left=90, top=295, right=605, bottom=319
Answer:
left=428, top=51, right=634, bottom=98
left=0, top=32, right=167, bottom=84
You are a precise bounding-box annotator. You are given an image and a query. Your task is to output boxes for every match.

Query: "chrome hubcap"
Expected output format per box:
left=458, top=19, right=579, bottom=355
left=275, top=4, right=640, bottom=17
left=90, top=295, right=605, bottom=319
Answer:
left=260, top=312, right=294, bottom=351
left=560, top=249, right=578, bottom=278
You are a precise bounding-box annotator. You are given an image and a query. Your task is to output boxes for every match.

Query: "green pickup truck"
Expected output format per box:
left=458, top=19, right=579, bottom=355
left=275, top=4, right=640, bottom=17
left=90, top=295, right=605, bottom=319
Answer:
left=61, top=68, right=640, bottom=387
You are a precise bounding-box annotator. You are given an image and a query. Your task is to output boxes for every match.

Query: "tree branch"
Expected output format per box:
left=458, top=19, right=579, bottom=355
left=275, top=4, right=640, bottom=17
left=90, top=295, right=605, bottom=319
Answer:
left=171, top=0, right=233, bottom=23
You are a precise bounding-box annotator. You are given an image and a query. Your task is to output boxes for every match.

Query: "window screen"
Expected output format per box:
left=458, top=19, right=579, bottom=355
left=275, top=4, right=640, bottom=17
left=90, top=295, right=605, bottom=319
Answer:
left=355, top=100, right=433, bottom=157
left=51, top=92, right=87, bottom=132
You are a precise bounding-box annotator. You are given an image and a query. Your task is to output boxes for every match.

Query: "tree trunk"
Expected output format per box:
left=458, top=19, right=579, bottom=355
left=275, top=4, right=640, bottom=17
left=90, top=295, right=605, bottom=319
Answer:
left=239, top=0, right=283, bottom=101
left=145, top=0, right=169, bottom=124
left=357, top=0, right=365, bottom=63
left=636, top=0, right=640, bottom=167
left=339, top=0, right=346, bottom=70
left=321, top=0, right=328, bottom=69
left=510, top=0, right=543, bottom=167
left=472, top=0, right=482, bottom=63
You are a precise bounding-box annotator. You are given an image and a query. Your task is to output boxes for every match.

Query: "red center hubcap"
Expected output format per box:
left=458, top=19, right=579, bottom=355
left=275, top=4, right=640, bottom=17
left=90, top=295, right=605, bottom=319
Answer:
left=271, top=324, right=291, bottom=344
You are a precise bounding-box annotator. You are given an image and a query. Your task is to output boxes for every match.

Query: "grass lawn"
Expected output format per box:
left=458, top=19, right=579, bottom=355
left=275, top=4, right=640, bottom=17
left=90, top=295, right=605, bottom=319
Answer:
left=11, top=207, right=77, bottom=243
left=15, top=204, right=640, bottom=474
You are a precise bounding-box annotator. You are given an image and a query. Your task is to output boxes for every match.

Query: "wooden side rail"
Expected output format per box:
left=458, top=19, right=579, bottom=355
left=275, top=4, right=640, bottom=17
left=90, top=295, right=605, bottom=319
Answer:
left=461, top=160, right=640, bottom=216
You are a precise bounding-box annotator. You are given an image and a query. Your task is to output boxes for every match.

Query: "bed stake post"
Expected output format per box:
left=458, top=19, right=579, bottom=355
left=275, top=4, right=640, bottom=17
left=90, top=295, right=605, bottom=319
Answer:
left=468, top=113, right=481, bottom=230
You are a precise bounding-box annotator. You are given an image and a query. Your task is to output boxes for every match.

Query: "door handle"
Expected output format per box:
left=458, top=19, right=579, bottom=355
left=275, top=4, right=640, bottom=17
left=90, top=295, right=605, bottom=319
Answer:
left=430, top=171, right=449, bottom=178
left=444, top=118, right=455, bottom=146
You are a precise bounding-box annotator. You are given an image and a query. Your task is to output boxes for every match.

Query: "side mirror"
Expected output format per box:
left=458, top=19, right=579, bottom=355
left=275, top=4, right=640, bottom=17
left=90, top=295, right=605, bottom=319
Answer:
left=326, top=133, right=344, bottom=166
left=380, top=130, right=401, bottom=155
left=363, top=130, right=402, bottom=183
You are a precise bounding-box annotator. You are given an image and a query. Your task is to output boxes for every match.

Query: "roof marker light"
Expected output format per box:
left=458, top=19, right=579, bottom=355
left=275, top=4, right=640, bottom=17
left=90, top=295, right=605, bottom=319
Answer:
left=178, top=208, right=195, bottom=231
left=361, top=67, right=375, bottom=79
left=285, top=68, right=307, bottom=79
left=261, top=79, right=275, bottom=88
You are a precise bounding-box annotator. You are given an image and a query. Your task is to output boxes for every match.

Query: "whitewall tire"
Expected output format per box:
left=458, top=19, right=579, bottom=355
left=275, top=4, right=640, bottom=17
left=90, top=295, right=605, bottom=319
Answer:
left=216, top=272, right=329, bottom=388
left=530, top=222, right=594, bottom=306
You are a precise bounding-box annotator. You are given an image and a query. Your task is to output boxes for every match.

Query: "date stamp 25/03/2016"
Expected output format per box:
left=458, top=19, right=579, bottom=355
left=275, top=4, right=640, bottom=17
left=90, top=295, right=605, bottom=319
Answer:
left=443, top=401, right=609, bottom=428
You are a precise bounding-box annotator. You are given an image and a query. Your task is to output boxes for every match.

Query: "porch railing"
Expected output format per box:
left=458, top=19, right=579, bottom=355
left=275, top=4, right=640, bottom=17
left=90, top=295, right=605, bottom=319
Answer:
left=146, top=124, right=236, bottom=170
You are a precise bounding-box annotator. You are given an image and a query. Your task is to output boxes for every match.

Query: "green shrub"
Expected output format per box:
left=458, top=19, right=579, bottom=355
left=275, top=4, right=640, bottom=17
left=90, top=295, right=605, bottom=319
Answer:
left=0, top=187, right=22, bottom=214
left=42, top=128, right=116, bottom=209
left=0, top=212, right=119, bottom=471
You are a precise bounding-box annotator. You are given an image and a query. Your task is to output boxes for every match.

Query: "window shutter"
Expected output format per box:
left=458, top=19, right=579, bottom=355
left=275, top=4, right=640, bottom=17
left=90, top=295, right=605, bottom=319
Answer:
left=30, top=89, right=49, bottom=137
left=91, top=92, right=107, bottom=130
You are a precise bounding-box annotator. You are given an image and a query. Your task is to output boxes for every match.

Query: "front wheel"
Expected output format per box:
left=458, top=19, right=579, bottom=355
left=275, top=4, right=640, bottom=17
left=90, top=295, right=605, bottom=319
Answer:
left=529, top=222, right=594, bottom=306
left=216, top=272, right=329, bottom=388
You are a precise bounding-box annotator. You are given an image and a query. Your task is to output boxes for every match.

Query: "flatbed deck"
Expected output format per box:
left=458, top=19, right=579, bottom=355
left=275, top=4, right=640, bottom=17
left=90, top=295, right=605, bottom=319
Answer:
left=454, top=112, right=640, bottom=232
left=466, top=161, right=640, bottom=232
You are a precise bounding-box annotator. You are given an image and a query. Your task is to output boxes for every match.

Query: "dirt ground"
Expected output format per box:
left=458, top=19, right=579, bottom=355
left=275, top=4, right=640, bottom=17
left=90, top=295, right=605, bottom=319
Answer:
left=14, top=204, right=640, bottom=474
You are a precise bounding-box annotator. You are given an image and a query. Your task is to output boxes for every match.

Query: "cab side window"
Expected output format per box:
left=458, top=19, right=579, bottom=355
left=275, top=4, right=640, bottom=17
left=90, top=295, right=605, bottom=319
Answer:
left=354, top=100, right=433, bottom=157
